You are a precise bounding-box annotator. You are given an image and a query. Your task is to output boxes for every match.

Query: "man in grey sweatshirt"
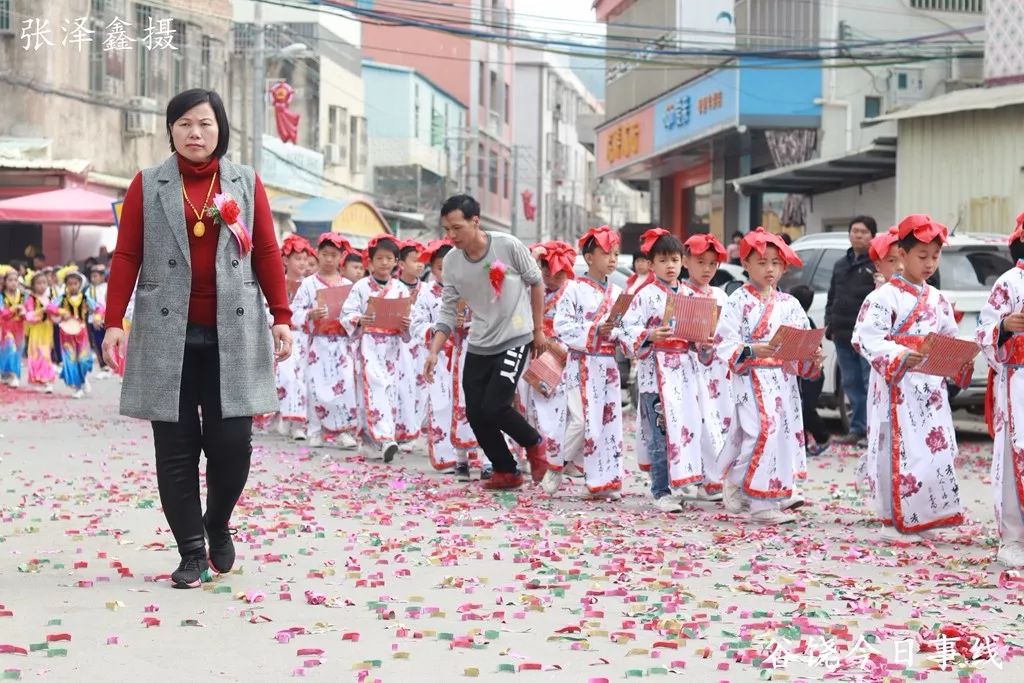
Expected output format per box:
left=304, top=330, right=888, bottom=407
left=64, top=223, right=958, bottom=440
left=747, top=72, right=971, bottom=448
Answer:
left=423, top=195, right=549, bottom=490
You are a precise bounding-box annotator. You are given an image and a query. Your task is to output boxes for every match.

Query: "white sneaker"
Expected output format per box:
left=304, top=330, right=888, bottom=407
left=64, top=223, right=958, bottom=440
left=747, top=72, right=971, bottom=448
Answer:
left=44, top=383, right=54, bottom=394
left=997, top=543, right=1024, bottom=568
left=782, top=488, right=805, bottom=511
left=7, top=377, right=19, bottom=388
left=291, top=427, right=308, bottom=441
left=276, top=419, right=291, bottom=437
left=697, top=487, right=724, bottom=502
left=723, top=481, right=749, bottom=514
left=750, top=509, right=795, bottom=525
left=308, top=432, right=324, bottom=449
left=337, top=433, right=358, bottom=450
left=400, top=442, right=414, bottom=453
left=653, top=496, right=683, bottom=513
left=71, top=388, right=84, bottom=399
left=540, top=469, right=563, bottom=495
left=83, top=379, right=92, bottom=395
left=586, top=490, right=622, bottom=501
left=381, top=441, right=398, bottom=464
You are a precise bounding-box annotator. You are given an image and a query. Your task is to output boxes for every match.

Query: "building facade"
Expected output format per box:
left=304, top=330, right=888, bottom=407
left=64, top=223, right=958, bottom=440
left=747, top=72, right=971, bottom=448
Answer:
left=362, top=0, right=515, bottom=232
left=362, top=61, right=466, bottom=230
left=0, top=0, right=234, bottom=262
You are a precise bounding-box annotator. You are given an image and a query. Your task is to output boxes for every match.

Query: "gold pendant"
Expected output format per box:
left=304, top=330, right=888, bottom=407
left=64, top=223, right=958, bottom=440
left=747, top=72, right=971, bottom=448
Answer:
left=193, top=220, right=205, bottom=238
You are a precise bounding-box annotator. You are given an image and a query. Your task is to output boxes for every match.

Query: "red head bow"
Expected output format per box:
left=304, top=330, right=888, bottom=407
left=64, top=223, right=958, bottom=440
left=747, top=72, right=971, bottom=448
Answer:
left=400, top=239, right=424, bottom=253
left=869, top=226, right=900, bottom=262
left=639, top=228, right=671, bottom=255
left=896, top=214, right=948, bottom=245
left=317, top=232, right=352, bottom=253
left=683, top=233, right=727, bottom=263
left=419, top=238, right=453, bottom=264
left=1009, top=212, right=1024, bottom=245
left=577, top=225, right=621, bottom=253
left=739, top=227, right=803, bottom=267
left=367, top=234, right=399, bottom=252
left=281, top=234, right=314, bottom=258
left=541, top=241, right=577, bottom=279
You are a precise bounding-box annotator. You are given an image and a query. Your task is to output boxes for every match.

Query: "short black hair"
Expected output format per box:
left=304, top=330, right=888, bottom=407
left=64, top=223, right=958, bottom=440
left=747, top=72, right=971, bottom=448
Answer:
left=849, top=215, right=878, bottom=237
left=343, top=251, right=363, bottom=265
left=433, top=245, right=454, bottom=263
left=647, top=234, right=685, bottom=259
left=399, top=245, right=420, bottom=261
left=317, top=241, right=343, bottom=254
left=440, top=194, right=481, bottom=220
left=1011, top=239, right=1024, bottom=263
left=631, top=252, right=650, bottom=268
left=33, top=253, right=46, bottom=262
left=580, top=236, right=599, bottom=255
left=166, top=89, right=230, bottom=158
left=898, top=235, right=923, bottom=252
left=789, top=284, right=814, bottom=312
left=369, top=239, right=400, bottom=259
left=779, top=232, right=793, bottom=245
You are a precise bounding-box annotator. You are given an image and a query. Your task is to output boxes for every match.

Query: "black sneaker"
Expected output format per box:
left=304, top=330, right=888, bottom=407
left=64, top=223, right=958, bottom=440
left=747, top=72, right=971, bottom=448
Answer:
left=203, top=515, right=236, bottom=574
left=171, top=553, right=207, bottom=589
left=480, top=466, right=493, bottom=481
left=454, top=463, right=471, bottom=481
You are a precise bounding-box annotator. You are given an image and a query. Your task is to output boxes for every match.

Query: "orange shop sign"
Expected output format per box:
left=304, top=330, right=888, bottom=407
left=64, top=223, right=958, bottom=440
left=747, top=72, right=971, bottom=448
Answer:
left=597, top=106, right=653, bottom=174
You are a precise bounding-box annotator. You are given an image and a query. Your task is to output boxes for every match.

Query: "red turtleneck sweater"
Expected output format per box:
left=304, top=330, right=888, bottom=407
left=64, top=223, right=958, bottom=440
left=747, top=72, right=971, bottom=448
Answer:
left=105, top=154, right=291, bottom=329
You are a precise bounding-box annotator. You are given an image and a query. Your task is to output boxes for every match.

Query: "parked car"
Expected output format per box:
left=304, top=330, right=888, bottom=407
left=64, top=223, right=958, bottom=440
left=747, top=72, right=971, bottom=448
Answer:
left=779, top=231, right=1011, bottom=429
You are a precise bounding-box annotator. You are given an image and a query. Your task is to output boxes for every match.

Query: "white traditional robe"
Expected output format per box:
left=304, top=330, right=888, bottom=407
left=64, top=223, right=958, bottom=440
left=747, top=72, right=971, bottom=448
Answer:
left=619, top=278, right=721, bottom=487
left=681, top=280, right=733, bottom=493
left=521, top=284, right=574, bottom=465
left=293, top=274, right=358, bottom=437
left=554, top=277, right=625, bottom=493
left=342, top=277, right=414, bottom=446
left=977, top=262, right=1024, bottom=544
left=410, top=279, right=474, bottom=469
left=852, top=276, right=967, bottom=533
left=715, top=285, right=818, bottom=509
left=397, top=279, right=427, bottom=443
left=272, top=281, right=309, bottom=427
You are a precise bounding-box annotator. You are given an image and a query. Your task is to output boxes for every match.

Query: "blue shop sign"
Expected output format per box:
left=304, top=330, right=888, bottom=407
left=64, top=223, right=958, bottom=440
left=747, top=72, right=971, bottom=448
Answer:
left=653, top=69, right=738, bottom=153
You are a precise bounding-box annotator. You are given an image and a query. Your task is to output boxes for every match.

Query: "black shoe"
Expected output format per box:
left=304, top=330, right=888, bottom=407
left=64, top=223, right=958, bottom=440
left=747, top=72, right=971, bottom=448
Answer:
left=480, top=466, right=493, bottom=481
left=454, top=463, right=471, bottom=481
left=171, top=553, right=207, bottom=589
left=832, top=431, right=866, bottom=446
left=203, top=515, right=236, bottom=574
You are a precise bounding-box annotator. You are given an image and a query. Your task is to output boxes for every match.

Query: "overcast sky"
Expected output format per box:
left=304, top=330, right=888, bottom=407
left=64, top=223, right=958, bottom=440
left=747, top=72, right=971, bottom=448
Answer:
left=513, top=0, right=604, bottom=41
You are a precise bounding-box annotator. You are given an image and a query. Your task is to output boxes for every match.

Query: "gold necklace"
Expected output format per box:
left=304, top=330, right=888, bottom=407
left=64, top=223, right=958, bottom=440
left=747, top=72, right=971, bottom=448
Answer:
left=181, top=171, right=218, bottom=237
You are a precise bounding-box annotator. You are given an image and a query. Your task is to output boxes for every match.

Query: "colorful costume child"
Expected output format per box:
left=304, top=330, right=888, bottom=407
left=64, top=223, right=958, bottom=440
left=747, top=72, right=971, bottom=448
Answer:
left=0, top=272, right=25, bottom=387
left=853, top=215, right=967, bottom=535
left=341, top=235, right=414, bottom=461
left=977, top=215, right=1024, bottom=567
left=396, top=240, right=427, bottom=446
left=24, top=276, right=57, bottom=389
left=715, top=229, right=819, bottom=519
left=53, top=270, right=96, bottom=395
left=274, top=235, right=317, bottom=434
left=554, top=226, right=625, bottom=496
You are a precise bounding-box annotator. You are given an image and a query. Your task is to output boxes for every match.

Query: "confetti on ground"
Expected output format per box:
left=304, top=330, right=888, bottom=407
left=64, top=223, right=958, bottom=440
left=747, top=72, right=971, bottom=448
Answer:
left=0, top=381, right=1021, bottom=681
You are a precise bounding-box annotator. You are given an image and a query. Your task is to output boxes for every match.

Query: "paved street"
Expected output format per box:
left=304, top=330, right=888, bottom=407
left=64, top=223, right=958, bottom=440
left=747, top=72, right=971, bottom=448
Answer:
left=0, top=378, right=1020, bottom=682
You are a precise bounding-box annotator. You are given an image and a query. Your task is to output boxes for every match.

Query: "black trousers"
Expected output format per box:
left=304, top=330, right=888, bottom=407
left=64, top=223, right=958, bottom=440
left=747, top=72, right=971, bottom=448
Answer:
left=151, top=325, right=252, bottom=558
left=462, top=344, right=540, bottom=473
left=800, top=375, right=830, bottom=445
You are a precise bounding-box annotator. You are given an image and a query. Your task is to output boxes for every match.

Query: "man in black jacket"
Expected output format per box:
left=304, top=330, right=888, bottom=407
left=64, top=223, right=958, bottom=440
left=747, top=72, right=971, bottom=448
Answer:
left=824, top=215, right=877, bottom=446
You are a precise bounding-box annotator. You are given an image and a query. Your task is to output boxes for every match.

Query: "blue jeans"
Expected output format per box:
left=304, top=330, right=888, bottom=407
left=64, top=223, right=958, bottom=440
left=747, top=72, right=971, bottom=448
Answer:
left=835, top=339, right=871, bottom=435
left=639, top=392, right=670, bottom=499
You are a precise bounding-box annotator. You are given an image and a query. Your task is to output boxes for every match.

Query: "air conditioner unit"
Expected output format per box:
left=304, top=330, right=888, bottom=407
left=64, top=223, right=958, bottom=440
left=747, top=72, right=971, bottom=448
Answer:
left=948, top=56, right=984, bottom=86
left=124, top=96, right=157, bottom=137
left=322, top=143, right=341, bottom=166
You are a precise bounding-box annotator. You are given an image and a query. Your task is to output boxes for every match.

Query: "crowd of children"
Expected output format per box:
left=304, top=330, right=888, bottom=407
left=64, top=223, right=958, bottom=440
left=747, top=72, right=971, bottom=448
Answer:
left=7, top=211, right=1024, bottom=568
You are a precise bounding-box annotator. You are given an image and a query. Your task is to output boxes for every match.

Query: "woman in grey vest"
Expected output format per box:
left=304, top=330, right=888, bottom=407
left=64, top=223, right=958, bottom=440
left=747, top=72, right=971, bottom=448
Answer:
left=103, top=89, right=293, bottom=588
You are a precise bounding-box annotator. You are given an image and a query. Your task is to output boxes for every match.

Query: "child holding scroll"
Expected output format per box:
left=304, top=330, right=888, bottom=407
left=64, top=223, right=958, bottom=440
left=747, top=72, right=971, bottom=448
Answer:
left=396, top=241, right=427, bottom=450
left=546, top=226, right=625, bottom=499
left=715, top=228, right=821, bottom=525
left=977, top=214, right=1024, bottom=567
left=618, top=229, right=711, bottom=513
left=852, top=214, right=968, bottom=539
left=341, top=235, right=413, bottom=464
left=292, top=233, right=359, bottom=449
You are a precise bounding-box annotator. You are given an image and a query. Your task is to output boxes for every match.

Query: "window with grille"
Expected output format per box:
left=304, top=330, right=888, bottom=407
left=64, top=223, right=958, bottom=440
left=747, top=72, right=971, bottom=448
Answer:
left=171, top=20, right=186, bottom=94
left=0, top=0, right=11, bottom=33
left=136, top=4, right=153, bottom=97
left=477, top=143, right=485, bottom=188
left=488, top=151, right=498, bottom=194
left=909, top=0, right=983, bottom=12
left=503, top=158, right=510, bottom=199
left=201, top=35, right=211, bottom=88
left=864, top=96, right=881, bottom=119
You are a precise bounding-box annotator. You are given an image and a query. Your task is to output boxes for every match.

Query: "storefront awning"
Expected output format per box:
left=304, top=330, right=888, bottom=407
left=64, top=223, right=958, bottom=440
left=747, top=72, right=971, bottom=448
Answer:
left=0, top=187, right=118, bottom=225
left=291, top=196, right=391, bottom=246
left=731, top=139, right=896, bottom=196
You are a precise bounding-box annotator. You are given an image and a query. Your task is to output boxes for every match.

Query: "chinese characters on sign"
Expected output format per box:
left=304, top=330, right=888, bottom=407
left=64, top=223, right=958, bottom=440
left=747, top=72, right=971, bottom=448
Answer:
left=20, top=16, right=177, bottom=52
left=606, top=121, right=641, bottom=166
left=663, top=95, right=691, bottom=131
left=698, top=91, right=724, bottom=115
left=763, top=634, right=1005, bottom=673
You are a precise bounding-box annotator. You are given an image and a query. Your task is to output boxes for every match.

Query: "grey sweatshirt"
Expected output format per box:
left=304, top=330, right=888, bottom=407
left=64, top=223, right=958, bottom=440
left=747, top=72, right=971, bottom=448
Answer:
left=435, top=231, right=542, bottom=355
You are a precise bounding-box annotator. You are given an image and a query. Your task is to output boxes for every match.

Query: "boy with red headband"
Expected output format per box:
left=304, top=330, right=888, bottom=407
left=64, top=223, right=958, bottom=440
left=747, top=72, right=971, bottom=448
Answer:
left=716, top=227, right=822, bottom=525
left=342, top=234, right=414, bottom=464
left=292, top=233, right=360, bottom=450
left=853, top=214, right=968, bottom=540
left=411, top=239, right=482, bottom=476
left=522, top=240, right=577, bottom=481
left=868, top=226, right=902, bottom=288
left=977, top=212, right=1024, bottom=567
left=678, top=233, right=731, bottom=502
left=546, top=227, right=625, bottom=499
left=397, top=240, right=427, bottom=451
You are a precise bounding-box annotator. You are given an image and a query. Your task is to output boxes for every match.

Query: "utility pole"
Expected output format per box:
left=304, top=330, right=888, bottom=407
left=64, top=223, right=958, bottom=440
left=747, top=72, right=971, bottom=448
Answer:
left=252, top=3, right=265, bottom=174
